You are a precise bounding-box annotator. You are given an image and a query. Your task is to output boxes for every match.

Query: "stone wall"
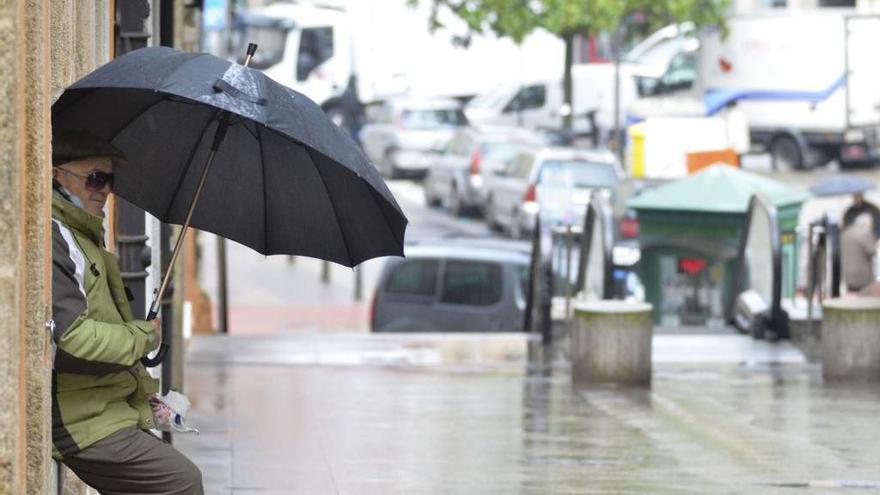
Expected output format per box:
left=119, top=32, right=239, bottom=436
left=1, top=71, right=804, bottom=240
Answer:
left=0, top=1, right=112, bottom=493
left=0, top=0, right=26, bottom=492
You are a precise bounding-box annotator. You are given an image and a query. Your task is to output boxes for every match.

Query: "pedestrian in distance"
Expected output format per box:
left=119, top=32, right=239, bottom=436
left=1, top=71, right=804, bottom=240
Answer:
left=50, top=131, right=203, bottom=494
left=841, top=212, right=877, bottom=293
left=843, top=192, right=880, bottom=238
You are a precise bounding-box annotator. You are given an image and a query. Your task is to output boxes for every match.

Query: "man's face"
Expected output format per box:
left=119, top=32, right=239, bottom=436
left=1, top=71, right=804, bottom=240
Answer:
left=53, top=157, right=114, bottom=218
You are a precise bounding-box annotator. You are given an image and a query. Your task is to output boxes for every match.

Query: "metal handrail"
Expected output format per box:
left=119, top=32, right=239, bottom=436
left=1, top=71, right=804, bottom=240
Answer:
left=729, top=193, right=788, bottom=338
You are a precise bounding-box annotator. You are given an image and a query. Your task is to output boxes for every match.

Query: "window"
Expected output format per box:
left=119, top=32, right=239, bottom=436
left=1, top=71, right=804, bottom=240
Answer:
left=537, top=160, right=619, bottom=189
left=399, top=108, right=467, bottom=129
left=386, top=260, right=438, bottom=296
left=297, top=27, right=334, bottom=81
left=503, top=85, right=547, bottom=113
left=441, top=261, right=503, bottom=306
left=508, top=153, right=535, bottom=179
left=657, top=52, right=696, bottom=93
left=448, top=133, right=474, bottom=156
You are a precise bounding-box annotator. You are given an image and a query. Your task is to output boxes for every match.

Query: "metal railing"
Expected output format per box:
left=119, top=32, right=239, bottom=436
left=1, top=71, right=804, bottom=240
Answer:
left=523, top=191, right=617, bottom=343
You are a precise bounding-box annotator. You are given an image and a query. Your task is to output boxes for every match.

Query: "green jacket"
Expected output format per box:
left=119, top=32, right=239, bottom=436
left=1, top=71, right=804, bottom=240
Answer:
left=51, top=191, right=159, bottom=459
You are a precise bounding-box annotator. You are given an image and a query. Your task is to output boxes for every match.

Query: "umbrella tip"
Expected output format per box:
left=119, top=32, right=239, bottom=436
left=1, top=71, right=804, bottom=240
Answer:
left=243, top=43, right=258, bottom=67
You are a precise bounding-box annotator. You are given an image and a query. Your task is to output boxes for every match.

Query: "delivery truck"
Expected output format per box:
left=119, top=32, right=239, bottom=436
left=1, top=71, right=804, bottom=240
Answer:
left=630, top=10, right=880, bottom=171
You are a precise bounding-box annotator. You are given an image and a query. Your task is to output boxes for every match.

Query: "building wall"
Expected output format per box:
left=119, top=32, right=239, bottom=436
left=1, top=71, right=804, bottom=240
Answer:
left=0, top=1, right=113, bottom=494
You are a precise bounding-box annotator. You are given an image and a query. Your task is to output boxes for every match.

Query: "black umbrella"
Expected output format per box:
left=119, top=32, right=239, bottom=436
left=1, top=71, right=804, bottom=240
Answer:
left=809, top=174, right=875, bottom=197
left=52, top=45, right=407, bottom=365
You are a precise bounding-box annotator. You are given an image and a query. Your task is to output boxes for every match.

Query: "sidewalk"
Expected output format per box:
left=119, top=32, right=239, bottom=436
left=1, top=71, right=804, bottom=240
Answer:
left=174, top=331, right=880, bottom=494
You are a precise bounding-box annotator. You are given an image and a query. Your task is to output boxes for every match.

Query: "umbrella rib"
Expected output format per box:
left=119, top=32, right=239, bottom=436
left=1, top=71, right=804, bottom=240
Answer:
left=107, top=94, right=168, bottom=143
left=256, top=122, right=269, bottom=253
left=162, top=113, right=220, bottom=220
left=307, top=148, right=354, bottom=266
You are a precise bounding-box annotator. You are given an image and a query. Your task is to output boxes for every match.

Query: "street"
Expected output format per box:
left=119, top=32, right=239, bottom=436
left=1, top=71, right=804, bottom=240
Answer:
left=196, top=155, right=880, bottom=335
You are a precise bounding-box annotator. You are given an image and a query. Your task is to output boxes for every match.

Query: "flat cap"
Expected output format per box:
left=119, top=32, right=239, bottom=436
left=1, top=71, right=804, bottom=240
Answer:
left=52, top=130, right=127, bottom=167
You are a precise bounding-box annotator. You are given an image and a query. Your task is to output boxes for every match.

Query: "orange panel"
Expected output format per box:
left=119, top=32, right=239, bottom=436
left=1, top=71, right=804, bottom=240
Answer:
left=686, top=149, right=739, bottom=174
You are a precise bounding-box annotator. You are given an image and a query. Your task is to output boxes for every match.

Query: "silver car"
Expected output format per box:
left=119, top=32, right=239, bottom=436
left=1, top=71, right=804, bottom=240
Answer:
left=370, top=239, right=530, bottom=333
left=484, top=147, right=623, bottom=238
left=423, top=126, right=546, bottom=216
left=360, top=97, right=466, bottom=179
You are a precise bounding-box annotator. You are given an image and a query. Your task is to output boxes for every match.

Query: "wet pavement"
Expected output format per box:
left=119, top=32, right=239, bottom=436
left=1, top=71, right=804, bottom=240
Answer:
left=175, top=333, right=880, bottom=494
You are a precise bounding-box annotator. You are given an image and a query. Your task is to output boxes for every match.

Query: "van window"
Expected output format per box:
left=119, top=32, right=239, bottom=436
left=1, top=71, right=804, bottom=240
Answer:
left=441, top=261, right=503, bottom=306
left=297, top=27, right=334, bottom=81
left=503, top=85, right=546, bottom=113
left=386, top=259, right=439, bottom=296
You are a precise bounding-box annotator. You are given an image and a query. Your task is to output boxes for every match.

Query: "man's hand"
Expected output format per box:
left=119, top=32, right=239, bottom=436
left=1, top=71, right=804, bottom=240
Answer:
left=149, top=317, right=162, bottom=351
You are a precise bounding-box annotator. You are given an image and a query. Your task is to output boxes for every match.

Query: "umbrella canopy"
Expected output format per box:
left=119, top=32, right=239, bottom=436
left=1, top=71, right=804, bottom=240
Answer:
left=52, top=46, right=407, bottom=267
left=809, top=174, right=875, bottom=197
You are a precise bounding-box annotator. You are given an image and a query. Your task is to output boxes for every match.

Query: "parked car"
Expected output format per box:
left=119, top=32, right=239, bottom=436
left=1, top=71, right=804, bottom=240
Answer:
left=360, top=97, right=467, bottom=179
left=370, top=238, right=531, bottom=333
left=423, top=126, right=546, bottom=216
left=484, top=147, right=623, bottom=238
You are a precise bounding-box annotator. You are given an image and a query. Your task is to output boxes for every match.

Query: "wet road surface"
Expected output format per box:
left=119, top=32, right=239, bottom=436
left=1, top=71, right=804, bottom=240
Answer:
left=175, top=334, right=880, bottom=494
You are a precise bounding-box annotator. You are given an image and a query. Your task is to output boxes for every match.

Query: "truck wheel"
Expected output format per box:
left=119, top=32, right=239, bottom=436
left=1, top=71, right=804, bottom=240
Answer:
left=769, top=135, right=805, bottom=171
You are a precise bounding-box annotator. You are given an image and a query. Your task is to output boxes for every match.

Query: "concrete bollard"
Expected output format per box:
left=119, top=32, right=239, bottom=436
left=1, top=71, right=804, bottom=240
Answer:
left=571, top=301, right=654, bottom=386
left=822, top=298, right=880, bottom=382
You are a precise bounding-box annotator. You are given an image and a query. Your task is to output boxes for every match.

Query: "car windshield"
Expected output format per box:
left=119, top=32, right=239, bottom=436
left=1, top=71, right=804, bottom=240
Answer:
left=400, top=109, right=466, bottom=129
left=466, top=85, right=519, bottom=110
left=538, top=160, right=619, bottom=189
left=234, top=24, right=288, bottom=70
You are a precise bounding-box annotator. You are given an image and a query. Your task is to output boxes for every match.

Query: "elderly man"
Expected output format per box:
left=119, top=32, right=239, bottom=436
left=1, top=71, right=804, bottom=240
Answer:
left=51, top=131, right=203, bottom=493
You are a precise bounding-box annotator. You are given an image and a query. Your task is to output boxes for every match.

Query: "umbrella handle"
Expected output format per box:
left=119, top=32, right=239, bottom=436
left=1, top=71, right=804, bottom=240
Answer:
left=141, top=343, right=168, bottom=368
left=140, top=308, right=167, bottom=368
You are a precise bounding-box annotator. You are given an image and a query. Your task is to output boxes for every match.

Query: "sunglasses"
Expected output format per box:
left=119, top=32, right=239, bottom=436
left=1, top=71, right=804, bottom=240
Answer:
left=57, top=168, right=114, bottom=192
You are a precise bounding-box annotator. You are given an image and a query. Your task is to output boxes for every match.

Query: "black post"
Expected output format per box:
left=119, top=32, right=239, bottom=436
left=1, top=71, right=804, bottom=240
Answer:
left=217, top=238, right=229, bottom=334
left=159, top=0, right=176, bottom=444
left=159, top=223, right=175, bottom=443
left=114, top=0, right=151, bottom=318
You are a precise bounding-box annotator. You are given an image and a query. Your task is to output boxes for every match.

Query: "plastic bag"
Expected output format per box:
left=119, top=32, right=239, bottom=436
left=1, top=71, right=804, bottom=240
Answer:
left=148, top=390, right=199, bottom=434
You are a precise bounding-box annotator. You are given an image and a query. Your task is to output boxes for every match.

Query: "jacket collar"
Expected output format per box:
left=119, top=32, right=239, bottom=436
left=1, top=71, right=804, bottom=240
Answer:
left=52, top=190, right=105, bottom=247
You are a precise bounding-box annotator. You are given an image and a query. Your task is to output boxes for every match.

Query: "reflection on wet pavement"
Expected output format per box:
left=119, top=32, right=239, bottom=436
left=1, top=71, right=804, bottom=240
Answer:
left=176, top=336, right=880, bottom=494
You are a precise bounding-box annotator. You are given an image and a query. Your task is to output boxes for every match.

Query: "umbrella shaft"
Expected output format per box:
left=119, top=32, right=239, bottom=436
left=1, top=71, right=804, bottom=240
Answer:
left=148, top=146, right=222, bottom=319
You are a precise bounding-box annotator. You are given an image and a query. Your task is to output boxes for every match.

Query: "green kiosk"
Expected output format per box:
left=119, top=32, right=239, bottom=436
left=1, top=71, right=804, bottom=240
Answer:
left=627, top=165, right=809, bottom=327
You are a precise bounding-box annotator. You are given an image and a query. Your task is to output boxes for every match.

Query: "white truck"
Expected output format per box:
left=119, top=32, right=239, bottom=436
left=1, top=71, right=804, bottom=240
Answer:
left=232, top=0, right=564, bottom=126
left=629, top=10, right=880, bottom=170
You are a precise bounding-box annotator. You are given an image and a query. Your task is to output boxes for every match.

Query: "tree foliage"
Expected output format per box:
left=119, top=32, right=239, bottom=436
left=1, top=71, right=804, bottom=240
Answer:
left=410, top=0, right=729, bottom=45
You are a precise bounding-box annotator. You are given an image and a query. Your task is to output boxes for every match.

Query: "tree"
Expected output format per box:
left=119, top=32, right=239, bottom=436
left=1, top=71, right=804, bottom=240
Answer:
left=410, top=0, right=729, bottom=132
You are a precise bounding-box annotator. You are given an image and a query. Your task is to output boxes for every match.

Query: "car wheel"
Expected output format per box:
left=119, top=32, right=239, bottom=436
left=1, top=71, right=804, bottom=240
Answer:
left=384, top=149, right=400, bottom=179
left=769, top=134, right=805, bottom=172
left=486, top=197, right=503, bottom=232
left=424, top=181, right=442, bottom=207
left=446, top=183, right=462, bottom=216
left=509, top=209, right=523, bottom=239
